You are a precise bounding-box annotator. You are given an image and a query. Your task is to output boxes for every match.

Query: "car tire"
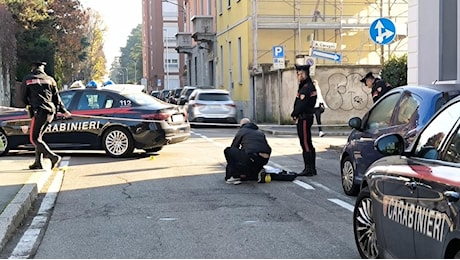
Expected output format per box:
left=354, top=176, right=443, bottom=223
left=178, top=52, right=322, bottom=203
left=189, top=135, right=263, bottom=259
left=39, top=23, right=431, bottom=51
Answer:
left=341, top=156, right=360, bottom=196
left=0, top=130, right=10, bottom=156
left=144, top=147, right=163, bottom=153
left=353, top=186, right=380, bottom=259
left=102, top=126, right=134, bottom=158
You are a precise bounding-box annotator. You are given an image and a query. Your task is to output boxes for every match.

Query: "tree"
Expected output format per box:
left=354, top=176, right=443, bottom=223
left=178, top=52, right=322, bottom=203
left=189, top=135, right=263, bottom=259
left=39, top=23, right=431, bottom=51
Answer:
left=0, top=3, right=16, bottom=106
left=79, top=8, right=107, bottom=84
left=117, top=24, right=142, bottom=84
left=381, top=54, right=407, bottom=88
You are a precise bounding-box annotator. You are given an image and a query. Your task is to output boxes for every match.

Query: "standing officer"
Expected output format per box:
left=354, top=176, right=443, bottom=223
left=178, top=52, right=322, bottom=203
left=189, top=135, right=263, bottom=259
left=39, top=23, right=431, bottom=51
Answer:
left=22, top=61, right=71, bottom=170
left=291, top=64, right=317, bottom=176
left=360, top=71, right=392, bottom=103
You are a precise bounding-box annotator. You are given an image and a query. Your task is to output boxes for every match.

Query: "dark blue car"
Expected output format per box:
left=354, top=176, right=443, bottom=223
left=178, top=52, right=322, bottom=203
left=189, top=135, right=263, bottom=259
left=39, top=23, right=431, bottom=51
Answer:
left=340, top=83, right=460, bottom=196
left=353, top=95, right=460, bottom=258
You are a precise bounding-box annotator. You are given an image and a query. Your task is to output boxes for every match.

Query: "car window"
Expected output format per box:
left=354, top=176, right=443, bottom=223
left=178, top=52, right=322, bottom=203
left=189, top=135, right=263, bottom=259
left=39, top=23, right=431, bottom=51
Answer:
left=197, top=93, right=230, bottom=101
left=122, top=92, right=169, bottom=108
left=444, top=127, right=460, bottom=163
left=414, top=100, right=460, bottom=160
left=365, top=92, right=400, bottom=130
left=60, top=92, right=76, bottom=109
left=77, top=93, right=112, bottom=110
left=395, top=93, right=420, bottom=125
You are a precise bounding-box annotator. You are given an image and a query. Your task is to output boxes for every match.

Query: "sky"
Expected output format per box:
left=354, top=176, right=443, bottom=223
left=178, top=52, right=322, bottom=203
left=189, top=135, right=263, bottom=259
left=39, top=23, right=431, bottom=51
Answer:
left=79, top=0, right=142, bottom=69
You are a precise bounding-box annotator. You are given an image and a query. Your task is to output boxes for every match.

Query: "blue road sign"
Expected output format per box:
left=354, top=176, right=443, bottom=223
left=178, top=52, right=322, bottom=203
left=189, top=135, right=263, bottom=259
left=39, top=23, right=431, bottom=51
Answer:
left=369, top=18, right=396, bottom=45
left=272, top=46, right=285, bottom=59
left=311, top=49, right=342, bottom=62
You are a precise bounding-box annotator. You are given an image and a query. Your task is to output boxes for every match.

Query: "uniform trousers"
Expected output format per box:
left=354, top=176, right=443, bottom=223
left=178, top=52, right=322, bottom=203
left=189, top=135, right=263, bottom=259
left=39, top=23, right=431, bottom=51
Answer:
left=29, top=109, right=58, bottom=163
left=296, top=114, right=316, bottom=170
left=224, top=147, right=269, bottom=181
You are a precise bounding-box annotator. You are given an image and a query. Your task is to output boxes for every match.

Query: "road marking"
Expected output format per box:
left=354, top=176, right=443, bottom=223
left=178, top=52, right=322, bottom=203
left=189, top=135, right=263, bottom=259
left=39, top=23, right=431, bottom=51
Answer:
left=292, top=180, right=314, bottom=190
left=310, top=181, right=332, bottom=192
left=9, top=169, right=64, bottom=259
left=328, top=199, right=354, bottom=212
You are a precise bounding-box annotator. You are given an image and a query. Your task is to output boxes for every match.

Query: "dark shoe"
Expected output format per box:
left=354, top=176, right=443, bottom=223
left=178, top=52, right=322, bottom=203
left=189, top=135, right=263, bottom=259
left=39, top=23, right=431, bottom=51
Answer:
left=29, top=162, right=43, bottom=170
left=297, top=168, right=317, bottom=177
left=51, top=155, right=62, bottom=169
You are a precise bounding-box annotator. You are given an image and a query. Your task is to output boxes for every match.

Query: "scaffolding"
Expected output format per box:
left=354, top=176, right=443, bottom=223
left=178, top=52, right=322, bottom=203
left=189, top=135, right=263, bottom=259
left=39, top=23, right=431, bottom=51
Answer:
left=255, top=0, right=408, bottom=66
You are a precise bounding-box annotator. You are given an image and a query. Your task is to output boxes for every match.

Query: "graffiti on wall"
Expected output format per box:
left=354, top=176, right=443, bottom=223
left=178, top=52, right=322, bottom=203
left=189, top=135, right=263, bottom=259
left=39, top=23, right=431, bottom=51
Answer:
left=322, top=72, right=373, bottom=111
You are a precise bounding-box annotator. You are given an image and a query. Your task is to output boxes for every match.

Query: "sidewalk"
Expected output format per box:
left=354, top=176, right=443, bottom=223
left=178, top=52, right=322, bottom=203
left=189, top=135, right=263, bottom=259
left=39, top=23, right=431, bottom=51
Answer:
left=0, top=125, right=350, bottom=253
left=0, top=157, right=52, bottom=252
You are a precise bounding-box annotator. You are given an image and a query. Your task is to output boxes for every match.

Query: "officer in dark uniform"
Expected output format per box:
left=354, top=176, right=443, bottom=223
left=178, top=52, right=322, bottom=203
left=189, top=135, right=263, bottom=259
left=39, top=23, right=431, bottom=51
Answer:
left=360, top=72, right=392, bottom=103
left=291, top=64, right=317, bottom=176
left=224, top=118, right=272, bottom=184
left=22, top=61, right=71, bottom=170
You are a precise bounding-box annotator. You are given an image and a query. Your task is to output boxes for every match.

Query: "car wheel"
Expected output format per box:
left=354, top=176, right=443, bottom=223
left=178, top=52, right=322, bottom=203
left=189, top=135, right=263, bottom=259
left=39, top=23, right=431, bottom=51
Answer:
left=102, top=127, right=134, bottom=158
left=353, top=187, right=380, bottom=259
left=0, top=130, right=10, bottom=156
left=144, top=147, right=163, bottom=153
left=341, top=156, right=360, bottom=196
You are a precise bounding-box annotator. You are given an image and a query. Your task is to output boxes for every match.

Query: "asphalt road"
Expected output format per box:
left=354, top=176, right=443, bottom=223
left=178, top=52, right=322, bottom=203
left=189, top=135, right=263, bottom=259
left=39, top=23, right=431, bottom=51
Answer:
left=2, top=127, right=358, bottom=258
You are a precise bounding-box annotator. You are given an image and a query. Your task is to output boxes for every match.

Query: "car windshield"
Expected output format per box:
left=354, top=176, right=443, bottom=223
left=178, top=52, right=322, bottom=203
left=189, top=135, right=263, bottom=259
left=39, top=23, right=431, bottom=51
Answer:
left=198, top=93, right=231, bottom=101
left=123, top=92, right=170, bottom=107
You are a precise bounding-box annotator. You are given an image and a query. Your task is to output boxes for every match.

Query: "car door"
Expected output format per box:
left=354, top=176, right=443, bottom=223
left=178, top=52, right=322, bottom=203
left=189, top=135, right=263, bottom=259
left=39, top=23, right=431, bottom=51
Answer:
left=410, top=100, right=460, bottom=258
left=354, top=92, right=402, bottom=175
left=378, top=157, right=417, bottom=258
left=47, top=90, right=115, bottom=148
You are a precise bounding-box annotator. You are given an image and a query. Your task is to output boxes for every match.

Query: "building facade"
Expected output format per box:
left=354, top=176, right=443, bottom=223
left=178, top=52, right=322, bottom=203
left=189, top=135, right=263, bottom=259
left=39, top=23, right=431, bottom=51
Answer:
left=216, top=0, right=408, bottom=119
left=142, top=0, right=185, bottom=92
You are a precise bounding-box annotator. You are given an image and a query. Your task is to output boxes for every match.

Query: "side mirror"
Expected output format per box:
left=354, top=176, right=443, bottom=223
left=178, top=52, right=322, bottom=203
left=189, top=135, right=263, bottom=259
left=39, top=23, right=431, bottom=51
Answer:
left=348, top=117, right=362, bottom=131
left=374, top=133, right=405, bottom=156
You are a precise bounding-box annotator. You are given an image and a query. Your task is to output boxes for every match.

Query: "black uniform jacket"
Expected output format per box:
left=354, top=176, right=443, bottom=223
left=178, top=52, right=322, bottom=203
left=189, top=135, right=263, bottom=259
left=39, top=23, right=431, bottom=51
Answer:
left=371, top=78, right=391, bottom=103
left=22, top=69, right=69, bottom=115
left=230, top=122, right=272, bottom=155
left=291, top=78, right=317, bottom=118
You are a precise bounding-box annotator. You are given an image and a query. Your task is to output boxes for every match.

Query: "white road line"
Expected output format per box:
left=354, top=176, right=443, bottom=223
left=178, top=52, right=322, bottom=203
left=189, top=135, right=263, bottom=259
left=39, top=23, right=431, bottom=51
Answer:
left=292, top=180, right=315, bottom=190
left=310, top=181, right=332, bottom=192
left=9, top=158, right=68, bottom=259
left=328, top=199, right=354, bottom=212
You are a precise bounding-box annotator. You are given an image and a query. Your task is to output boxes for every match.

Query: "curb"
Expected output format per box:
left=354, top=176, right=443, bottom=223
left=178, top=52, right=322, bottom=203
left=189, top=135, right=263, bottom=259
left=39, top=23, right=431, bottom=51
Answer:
left=260, top=129, right=351, bottom=136
left=0, top=169, right=52, bottom=252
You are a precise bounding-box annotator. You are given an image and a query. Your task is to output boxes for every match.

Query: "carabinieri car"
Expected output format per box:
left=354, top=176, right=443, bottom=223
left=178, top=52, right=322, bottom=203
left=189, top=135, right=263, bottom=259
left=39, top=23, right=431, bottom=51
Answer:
left=353, top=95, right=460, bottom=258
left=0, top=84, right=190, bottom=157
left=341, top=83, right=460, bottom=196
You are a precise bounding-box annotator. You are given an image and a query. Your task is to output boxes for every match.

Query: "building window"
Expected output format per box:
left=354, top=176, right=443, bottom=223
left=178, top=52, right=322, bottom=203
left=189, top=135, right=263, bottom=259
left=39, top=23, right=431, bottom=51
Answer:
left=237, top=37, right=242, bottom=84
left=228, top=41, right=233, bottom=89
left=227, top=0, right=231, bottom=9
left=220, top=45, right=224, bottom=86
left=207, top=0, right=212, bottom=15
left=218, top=0, right=223, bottom=15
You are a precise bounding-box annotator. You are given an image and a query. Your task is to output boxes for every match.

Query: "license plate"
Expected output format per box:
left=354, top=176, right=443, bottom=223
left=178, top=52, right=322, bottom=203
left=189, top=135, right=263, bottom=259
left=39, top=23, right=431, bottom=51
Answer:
left=172, top=114, right=183, bottom=122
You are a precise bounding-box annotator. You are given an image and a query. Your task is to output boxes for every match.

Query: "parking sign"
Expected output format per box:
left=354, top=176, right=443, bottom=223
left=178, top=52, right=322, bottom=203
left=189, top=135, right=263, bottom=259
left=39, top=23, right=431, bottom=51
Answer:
left=272, top=46, right=285, bottom=69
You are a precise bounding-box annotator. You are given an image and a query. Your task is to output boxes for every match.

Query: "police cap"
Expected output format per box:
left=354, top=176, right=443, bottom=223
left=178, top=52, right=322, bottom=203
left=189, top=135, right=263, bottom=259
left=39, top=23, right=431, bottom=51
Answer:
left=295, top=64, right=311, bottom=72
left=31, top=61, right=47, bottom=66
left=360, top=72, right=374, bottom=83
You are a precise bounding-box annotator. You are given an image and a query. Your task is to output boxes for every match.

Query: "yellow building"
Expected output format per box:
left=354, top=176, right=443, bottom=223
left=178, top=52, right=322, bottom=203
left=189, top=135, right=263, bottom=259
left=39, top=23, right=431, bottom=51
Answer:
left=216, top=0, right=407, bottom=119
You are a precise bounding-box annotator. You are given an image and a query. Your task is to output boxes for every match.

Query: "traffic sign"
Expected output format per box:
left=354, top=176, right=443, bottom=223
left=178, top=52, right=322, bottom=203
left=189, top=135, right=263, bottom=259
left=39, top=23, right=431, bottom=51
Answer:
left=369, top=18, right=396, bottom=45
left=311, top=49, right=342, bottom=62
left=312, top=40, right=337, bottom=49
left=305, top=56, right=316, bottom=76
left=272, top=46, right=285, bottom=69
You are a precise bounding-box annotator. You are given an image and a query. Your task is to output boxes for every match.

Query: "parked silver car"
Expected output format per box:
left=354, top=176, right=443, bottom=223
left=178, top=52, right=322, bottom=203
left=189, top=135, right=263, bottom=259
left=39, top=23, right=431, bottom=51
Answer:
left=186, top=89, right=237, bottom=124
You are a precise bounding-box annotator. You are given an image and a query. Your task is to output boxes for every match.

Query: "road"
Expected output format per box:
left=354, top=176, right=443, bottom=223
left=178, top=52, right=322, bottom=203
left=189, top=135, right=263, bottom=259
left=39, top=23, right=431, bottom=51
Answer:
left=2, top=127, right=359, bottom=258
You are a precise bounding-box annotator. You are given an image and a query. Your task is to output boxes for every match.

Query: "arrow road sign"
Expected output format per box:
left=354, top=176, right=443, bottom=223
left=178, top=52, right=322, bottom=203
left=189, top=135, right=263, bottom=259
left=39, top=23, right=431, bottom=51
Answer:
left=311, top=49, right=342, bottom=62
left=369, top=18, right=396, bottom=45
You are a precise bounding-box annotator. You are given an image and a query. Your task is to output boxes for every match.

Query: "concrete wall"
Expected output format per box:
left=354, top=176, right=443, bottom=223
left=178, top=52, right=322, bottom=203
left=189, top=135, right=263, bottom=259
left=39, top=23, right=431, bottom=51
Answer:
left=252, top=65, right=381, bottom=125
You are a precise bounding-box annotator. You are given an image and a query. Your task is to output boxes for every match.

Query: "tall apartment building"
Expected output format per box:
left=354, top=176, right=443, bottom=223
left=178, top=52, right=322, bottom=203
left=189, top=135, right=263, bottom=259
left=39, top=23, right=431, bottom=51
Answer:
left=142, top=0, right=185, bottom=92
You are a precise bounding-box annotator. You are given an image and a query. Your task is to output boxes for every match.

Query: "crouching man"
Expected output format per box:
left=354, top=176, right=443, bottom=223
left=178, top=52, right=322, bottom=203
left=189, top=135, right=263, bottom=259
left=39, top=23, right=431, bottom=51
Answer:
left=224, top=118, right=272, bottom=184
